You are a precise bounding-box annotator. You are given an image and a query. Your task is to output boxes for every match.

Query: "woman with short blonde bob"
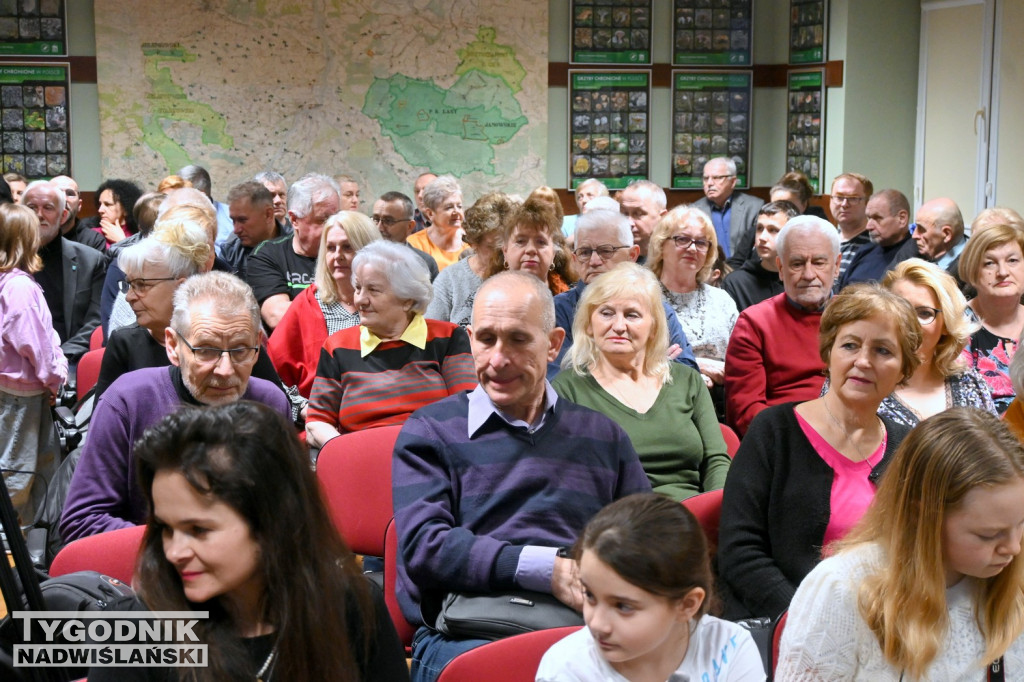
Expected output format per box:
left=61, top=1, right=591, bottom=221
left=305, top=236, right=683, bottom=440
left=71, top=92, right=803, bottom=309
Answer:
left=878, top=258, right=995, bottom=426
left=554, top=263, right=729, bottom=502
left=647, top=205, right=738, bottom=391
left=778, top=408, right=1024, bottom=680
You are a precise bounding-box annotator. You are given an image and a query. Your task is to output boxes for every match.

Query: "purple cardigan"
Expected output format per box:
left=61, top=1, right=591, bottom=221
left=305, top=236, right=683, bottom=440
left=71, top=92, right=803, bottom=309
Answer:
left=59, top=366, right=289, bottom=543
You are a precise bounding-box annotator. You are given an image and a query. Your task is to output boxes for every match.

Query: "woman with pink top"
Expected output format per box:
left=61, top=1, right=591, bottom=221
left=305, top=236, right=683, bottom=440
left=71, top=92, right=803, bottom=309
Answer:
left=717, top=284, right=921, bottom=620
left=0, top=203, right=68, bottom=524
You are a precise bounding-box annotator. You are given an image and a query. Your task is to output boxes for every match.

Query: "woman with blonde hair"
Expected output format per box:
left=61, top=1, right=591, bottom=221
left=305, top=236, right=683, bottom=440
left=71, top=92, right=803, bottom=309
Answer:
left=268, top=211, right=380, bottom=405
left=647, top=205, right=738, bottom=391
left=778, top=408, right=1024, bottom=679
left=554, top=263, right=729, bottom=502
left=959, top=224, right=1024, bottom=414
left=878, top=258, right=995, bottom=426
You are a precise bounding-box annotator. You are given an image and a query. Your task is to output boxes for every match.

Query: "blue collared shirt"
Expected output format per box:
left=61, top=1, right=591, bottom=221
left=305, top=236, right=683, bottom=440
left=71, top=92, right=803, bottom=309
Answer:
left=709, top=197, right=733, bottom=257
left=936, top=236, right=968, bottom=271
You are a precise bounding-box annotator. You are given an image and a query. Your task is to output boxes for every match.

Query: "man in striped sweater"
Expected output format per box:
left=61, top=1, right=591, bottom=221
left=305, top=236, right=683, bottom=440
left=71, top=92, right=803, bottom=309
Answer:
left=393, top=271, right=651, bottom=682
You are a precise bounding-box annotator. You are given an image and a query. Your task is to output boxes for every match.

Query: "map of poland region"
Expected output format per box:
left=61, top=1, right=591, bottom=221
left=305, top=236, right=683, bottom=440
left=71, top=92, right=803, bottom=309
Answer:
left=363, top=70, right=528, bottom=177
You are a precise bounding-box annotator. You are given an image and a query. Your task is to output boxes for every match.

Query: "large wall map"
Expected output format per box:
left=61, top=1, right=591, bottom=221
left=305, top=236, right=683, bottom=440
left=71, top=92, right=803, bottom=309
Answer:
left=95, top=1, right=547, bottom=201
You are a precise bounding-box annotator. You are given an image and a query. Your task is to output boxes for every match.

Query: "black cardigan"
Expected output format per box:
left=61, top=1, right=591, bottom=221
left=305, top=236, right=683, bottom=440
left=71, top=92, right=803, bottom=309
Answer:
left=717, top=402, right=910, bottom=620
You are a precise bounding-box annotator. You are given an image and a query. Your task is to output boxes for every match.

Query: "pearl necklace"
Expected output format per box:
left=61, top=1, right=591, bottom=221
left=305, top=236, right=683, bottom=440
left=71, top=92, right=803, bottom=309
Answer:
left=255, top=643, right=277, bottom=682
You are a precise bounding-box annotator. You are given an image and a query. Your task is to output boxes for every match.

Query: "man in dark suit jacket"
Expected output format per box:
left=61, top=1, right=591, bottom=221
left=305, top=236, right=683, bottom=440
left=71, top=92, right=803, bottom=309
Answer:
left=692, top=157, right=764, bottom=269
left=22, top=180, right=105, bottom=366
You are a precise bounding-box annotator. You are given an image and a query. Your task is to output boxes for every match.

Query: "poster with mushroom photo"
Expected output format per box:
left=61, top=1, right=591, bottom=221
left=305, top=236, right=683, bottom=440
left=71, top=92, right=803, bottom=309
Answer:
left=671, top=70, right=751, bottom=189
left=0, top=0, right=66, bottom=56
left=569, top=70, right=651, bottom=190
left=672, top=0, right=752, bottom=66
left=789, top=0, right=827, bottom=65
left=571, top=0, right=652, bottom=65
left=786, top=69, right=825, bottom=192
left=0, top=63, right=70, bottom=179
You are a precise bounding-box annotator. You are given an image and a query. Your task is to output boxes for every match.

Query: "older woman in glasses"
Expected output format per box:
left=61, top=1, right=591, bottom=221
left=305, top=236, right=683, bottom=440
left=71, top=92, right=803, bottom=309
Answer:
left=95, top=209, right=281, bottom=400
left=647, top=206, right=738, bottom=392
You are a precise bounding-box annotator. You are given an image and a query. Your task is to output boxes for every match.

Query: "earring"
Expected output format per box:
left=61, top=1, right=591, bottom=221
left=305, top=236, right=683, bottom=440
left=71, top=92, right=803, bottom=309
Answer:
left=503, top=260, right=510, bottom=270
left=549, top=262, right=555, bottom=271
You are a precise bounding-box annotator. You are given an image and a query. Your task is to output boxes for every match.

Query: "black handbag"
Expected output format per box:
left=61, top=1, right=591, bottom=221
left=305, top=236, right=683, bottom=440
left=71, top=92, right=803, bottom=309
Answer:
left=435, top=590, right=583, bottom=641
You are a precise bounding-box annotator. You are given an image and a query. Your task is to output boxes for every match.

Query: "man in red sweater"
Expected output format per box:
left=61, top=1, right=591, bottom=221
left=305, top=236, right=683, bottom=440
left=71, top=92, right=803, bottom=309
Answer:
left=724, top=215, right=840, bottom=435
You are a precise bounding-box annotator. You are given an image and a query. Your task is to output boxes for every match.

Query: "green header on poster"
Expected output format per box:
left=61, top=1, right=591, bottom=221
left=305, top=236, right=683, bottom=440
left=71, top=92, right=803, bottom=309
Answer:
left=789, top=71, right=823, bottom=89
left=674, top=175, right=748, bottom=190
left=574, top=50, right=650, bottom=64
left=0, top=41, right=64, bottom=56
left=572, top=72, right=649, bottom=90
left=791, top=47, right=824, bottom=64
left=0, top=64, right=67, bottom=83
left=674, top=72, right=751, bottom=90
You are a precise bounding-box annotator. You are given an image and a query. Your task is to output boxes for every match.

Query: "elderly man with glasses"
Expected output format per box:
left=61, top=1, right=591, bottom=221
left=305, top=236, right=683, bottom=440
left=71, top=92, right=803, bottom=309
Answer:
left=547, top=209, right=697, bottom=378
left=372, top=190, right=439, bottom=281
left=60, top=271, right=289, bottom=544
left=693, top=156, right=764, bottom=269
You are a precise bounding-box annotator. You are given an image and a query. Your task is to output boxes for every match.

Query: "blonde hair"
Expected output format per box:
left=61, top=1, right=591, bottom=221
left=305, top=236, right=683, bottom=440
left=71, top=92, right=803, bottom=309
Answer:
left=882, top=258, right=971, bottom=377
left=315, top=211, right=380, bottom=305
left=960, top=224, right=1024, bottom=289
left=972, top=207, right=1024, bottom=236
left=647, top=205, right=717, bottom=284
left=840, top=408, right=1024, bottom=678
left=563, top=262, right=671, bottom=384
left=0, top=203, right=41, bottom=273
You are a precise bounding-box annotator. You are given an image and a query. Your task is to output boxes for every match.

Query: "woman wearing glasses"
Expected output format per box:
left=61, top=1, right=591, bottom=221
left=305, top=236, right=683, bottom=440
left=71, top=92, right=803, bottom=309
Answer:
left=647, top=206, right=738, bottom=392
left=876, top=259, right=996, bottom=426
left=95, top=208, right=282, bottom=400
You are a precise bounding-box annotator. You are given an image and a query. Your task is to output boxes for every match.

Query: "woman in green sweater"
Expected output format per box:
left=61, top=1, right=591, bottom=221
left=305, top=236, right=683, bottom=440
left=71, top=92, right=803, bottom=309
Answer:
left=553, top=262, right=730, bottom=501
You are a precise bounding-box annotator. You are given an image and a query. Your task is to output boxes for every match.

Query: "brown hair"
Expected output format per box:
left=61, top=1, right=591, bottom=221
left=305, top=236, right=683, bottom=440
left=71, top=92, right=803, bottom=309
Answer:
left=485, top=196, right=576, bottom=290
left=0, top=203, right=41, bottom=273
left=959, top=224, right=1024, bottom=289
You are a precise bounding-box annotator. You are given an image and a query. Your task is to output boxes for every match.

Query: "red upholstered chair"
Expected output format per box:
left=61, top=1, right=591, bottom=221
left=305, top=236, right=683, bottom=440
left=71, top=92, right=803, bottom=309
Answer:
left=75, top=348, right=104, bottom=400
left=49, top=525, right=146, bottom=585
left=384, top=517, right=417, bottom=650
left=681, top=488, right=724, bottom=557
left=719, top=423, right=741, bottom=457
left=772, top=610, right=788, bottom=675
left=436, top=626, right=581, bottom=682
left=315, top=425, right=402, bottom=558
left=89, top=325, right=104, bottom=351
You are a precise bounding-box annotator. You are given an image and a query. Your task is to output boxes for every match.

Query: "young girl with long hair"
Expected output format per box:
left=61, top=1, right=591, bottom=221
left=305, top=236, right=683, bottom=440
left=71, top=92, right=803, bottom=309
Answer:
left=88, top=401, right=409, bottom=681
left=778, top=407, right=1024, bottom=680
left=536, top=493, right=765, bottom=681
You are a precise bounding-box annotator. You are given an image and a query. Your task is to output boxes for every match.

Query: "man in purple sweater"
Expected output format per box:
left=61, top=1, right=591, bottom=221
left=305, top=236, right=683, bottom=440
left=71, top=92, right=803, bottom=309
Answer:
left=60, top=272, right=289, bottom=544
left=393, top=272, right=651, bottom=682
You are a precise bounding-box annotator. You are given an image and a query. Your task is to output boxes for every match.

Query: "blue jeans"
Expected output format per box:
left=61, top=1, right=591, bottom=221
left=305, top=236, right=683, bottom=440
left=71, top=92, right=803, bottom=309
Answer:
left=409, top=626, right=489, bottom=682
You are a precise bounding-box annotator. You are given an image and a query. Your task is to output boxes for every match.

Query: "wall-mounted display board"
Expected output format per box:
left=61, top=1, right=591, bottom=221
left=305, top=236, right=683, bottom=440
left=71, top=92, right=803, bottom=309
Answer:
left=672, top=0, right=752, bottom=66
left=786, top=69, right=825, bottom=192
left=670, top=70, right=752, bottom=189
left=0, top=63, right=70, bottom=179
left=569, top=70, right=651, bottom=190
left=0, top=0, right=66, bottom=56
left=571, top=0, right=652, bottom=65
left=789, top=0, right=827, bottom=65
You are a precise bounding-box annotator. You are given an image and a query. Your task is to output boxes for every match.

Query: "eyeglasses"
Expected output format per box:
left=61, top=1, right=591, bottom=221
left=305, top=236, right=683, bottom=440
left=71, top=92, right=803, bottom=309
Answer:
left=117, top=277, right=177, bottom=295
left=914, top=306, right=942, bottom=325
left=832, top=195, right=865, bottom=205
left=702, top=174, right=735, bottom=183
left=371, top=215, right=412, bottom=228
left=668, top=235, right=711, bottom=252
left=573, top=245, right=630, bottom=260
left=174, top=330, right=259, bottom=365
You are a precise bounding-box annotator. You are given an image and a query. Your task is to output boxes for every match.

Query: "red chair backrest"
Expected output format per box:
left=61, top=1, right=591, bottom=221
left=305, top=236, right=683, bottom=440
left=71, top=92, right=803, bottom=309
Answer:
left=49, top=525, right=146, bottom=585
left=384, top=518, right=417, bottom=650
left=89, top=325, right=104, bottom=351
left=772, top=610, right=788, bottom=674
left=436, top=626, right=581, bottom=682
left=720, top=423, right=741, bottom=457
left=316, top=425, right=402, bottom=557
left=76, top=348, right=104, bottom=400
left=682, top=488, right=724, bottom=557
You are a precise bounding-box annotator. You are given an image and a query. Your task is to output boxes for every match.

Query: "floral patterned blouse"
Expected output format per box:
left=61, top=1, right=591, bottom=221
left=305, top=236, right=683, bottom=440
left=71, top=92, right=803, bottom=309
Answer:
left=961, top=325, right=1018, bottom=415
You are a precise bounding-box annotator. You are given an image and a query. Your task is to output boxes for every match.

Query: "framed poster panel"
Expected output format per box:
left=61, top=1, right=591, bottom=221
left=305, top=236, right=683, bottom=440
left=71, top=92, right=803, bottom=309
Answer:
left=0, top=1, right=67, bottom=56
left=671, top=70, right=752, bottom=190
left=786, top=69, right=825, bottom=193
left=569, top=70, right=651, bottom=190
left=789, top=0, right=828, bottom=65
left=672, top=0, right=752, bottom=66
left=0, top=62, right=71, bottom=179
left=571, top=0, right=652, bottom=65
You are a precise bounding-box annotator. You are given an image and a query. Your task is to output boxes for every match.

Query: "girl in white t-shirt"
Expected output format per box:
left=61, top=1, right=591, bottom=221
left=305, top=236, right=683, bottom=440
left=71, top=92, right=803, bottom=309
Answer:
left=536, top=493, right=766, bottom=682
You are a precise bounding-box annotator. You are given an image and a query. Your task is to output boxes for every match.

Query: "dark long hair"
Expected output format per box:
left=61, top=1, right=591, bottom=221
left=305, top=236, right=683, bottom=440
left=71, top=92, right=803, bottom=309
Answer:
left=96, top=178, right=144, bottom=232
left=134, top=401, right=372, bottom=681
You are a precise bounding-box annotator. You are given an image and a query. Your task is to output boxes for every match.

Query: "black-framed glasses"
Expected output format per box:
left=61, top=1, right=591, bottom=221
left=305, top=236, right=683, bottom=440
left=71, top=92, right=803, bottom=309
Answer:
left=117, top=277, right=177, bottom=295
left=668, top=235, right=711, bottom=252
left=371, top=215, right=412, bottom=228
left=174, top=330, right=259, bottom=365
left=573, top=245, right=630, bottom=260
left=914, top=306, right=942, bottom=325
